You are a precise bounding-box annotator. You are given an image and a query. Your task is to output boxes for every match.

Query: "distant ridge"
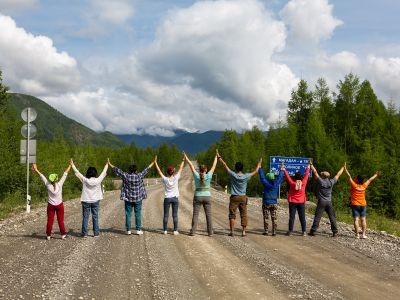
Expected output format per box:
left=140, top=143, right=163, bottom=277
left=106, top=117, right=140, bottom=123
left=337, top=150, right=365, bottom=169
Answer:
left=8, top=93, right=125, bottom=147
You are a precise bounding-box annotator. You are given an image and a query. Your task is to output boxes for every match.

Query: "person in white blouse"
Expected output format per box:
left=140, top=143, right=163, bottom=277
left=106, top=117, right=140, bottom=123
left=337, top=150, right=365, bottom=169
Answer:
left=32, top=162, right=71, bottom=240
left=70, top=159, right=108, bottom=238
left=154, top=154, right=185, bottom=235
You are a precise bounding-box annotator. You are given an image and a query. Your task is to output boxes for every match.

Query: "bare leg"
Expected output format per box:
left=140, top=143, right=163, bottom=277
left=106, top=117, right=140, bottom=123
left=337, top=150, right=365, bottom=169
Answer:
left=361, top=217, right=367, bottom=238
left=354, top=217, right=360, bottom=238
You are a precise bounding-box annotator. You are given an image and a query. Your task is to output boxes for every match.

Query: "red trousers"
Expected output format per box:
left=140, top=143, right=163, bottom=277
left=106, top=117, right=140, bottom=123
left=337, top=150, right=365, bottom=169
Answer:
left=46, top=203, right=66, bottom=236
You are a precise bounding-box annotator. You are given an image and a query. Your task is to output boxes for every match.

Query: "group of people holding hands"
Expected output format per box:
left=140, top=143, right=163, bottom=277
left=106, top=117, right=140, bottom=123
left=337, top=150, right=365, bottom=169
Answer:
left=31, top=150, right=379, bottom=241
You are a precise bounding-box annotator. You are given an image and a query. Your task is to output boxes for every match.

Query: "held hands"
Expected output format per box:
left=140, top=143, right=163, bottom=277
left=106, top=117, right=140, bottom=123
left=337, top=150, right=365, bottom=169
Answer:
left=31, top=163, right=38, bottom=173
left=280, top=160, right=285, bottom=169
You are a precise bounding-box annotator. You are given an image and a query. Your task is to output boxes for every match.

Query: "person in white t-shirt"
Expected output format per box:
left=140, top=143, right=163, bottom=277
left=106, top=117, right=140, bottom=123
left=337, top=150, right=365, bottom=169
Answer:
left=154, top=154, right=185, bottom=235
left=71, top=159, right=108, bottom=238
left=32, top=162, right=71, bottom=240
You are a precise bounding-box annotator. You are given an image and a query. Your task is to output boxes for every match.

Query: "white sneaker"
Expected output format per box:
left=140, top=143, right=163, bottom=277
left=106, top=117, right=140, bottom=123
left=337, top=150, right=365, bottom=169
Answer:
left=61, top=235, right=67, bottom=240
left=163, top=231, right=168, bottom=235
left=46, top=236, right=51, bottom=241
left=361, top=234, right=368, bottom=239
left=136, top=230, right=143, bottom=235
left=127, top=230, right=132, bottom=235
left=173, top=231, right=179, bottom=235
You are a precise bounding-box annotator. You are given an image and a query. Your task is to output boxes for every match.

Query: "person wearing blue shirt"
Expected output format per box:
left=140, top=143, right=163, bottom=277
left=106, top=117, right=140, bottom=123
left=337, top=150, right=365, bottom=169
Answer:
left=258, top=161, right=284, bottom=236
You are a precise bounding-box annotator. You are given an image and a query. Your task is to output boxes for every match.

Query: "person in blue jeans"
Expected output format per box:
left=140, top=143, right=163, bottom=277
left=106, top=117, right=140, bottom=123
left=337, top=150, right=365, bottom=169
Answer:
left=258, top=160, right=284, bottom=236
left=154, top=154, right=185, bottom=235
left=71, top=159, right=108, bottom=237
left=108, top=158, right=155, bottom=235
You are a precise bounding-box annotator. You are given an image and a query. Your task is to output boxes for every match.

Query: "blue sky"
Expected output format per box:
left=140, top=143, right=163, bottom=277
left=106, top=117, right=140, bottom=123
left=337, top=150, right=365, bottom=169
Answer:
left=1, top=0, right=400, bottom=135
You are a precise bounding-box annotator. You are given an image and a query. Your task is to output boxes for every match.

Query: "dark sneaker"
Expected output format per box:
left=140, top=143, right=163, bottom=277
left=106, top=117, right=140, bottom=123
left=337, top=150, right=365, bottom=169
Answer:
left=262, top=231, right=268, bottom=236
left=271, top=231, right=276, bottom=236
left=308, top=230, right=315, bottom=236
left=285, top=231, right=291, bottom=236
left=332, top=232, right=338, bottom=237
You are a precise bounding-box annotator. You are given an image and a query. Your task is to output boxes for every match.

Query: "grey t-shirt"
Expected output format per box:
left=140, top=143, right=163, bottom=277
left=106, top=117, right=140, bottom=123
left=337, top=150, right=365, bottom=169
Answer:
left=317, top=177, right=337, bottom=201
left=228, top=170, right=252, bottom=196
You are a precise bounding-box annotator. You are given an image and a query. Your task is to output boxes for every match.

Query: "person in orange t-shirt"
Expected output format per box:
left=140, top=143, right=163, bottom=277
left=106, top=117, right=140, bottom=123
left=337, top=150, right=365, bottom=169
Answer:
left=344, top=163, right=379, bottom=239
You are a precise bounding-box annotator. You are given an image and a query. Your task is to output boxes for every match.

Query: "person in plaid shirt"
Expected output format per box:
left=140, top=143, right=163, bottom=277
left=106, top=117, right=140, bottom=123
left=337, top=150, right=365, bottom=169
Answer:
left=108, top=158, right=155, bottom=235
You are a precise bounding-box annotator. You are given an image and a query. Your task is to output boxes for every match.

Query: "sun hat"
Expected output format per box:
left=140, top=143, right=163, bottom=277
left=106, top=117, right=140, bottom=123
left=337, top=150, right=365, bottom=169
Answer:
left=48, top=173, right=59, bottom=183
left=266, top=173, right=275, bottom=180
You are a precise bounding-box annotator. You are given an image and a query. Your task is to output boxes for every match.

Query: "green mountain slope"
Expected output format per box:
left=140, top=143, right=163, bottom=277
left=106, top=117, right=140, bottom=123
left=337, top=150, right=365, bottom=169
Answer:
left=8, top=93, right=125, bottom=147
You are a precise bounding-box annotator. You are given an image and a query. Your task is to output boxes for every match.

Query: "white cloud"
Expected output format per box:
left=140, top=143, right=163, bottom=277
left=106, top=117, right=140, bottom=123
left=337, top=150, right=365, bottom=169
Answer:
left=0, top=0, right=37, bottom=13
left=0, top=14, right=80, bottom=96
left=366, top=55, right=400, bottom=100
left=280, top=0, right=343, bottom=46
left=76, top=0, right=135, bottom=37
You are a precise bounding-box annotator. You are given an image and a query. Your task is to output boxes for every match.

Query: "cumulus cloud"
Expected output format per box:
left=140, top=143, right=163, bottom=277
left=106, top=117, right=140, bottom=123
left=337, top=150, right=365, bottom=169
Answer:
left=77, top=0, right=135, bottom=37
left=280, top=0, right=343, bottom=46
left=0, top=0, right=37, bottom=14
left=366, top=55, right=400, bottom=100
left=0, top=14, right=80, bottom=96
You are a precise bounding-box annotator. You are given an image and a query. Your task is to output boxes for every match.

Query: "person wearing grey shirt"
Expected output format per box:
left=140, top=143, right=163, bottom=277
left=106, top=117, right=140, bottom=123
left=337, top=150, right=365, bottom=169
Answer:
left=309, top=162, right=345, bottom=237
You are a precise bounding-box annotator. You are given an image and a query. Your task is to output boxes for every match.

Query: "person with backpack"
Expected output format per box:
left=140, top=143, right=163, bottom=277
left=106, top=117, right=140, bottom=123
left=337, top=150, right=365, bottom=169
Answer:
left=282, top=160, right=311, bottom=236
left=258, top=160, right=284, bottom=236
left=309, top=162, right=345, bottom=237
left=70, top=159, right=108, bottom=237
left=108, top=158, right=155, bottom=235
left=32, top=162, right=71, bottom=240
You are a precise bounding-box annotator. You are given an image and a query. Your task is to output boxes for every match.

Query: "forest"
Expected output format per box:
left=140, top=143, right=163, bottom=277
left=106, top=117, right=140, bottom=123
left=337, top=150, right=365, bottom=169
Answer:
left=197, top=74, right=400, bottom=224
left=1, top=69, right=400, bottom=230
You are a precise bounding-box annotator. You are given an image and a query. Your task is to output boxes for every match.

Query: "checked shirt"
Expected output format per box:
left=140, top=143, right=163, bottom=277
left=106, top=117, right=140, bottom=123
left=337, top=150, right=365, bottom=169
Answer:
left=113, top=167, right=150, bottom=202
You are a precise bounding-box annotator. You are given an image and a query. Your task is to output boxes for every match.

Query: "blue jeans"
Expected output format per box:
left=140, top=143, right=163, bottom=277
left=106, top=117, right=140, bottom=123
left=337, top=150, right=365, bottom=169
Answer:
left=125, top=200, right=142, bottom=231
left=163, top=197, right=179, bottom=231
left=82, top=201, right=100, bottom=236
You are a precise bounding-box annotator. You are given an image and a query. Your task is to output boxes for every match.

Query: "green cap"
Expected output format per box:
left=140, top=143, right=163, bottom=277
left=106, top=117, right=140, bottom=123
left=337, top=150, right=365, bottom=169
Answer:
left=48, top=174, right=59, bottom=183
left=266, top=173, right=275, bottom=180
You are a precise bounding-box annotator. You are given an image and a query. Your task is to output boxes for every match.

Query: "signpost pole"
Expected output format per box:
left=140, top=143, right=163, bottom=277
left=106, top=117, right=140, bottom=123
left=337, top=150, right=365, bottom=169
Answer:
left=26, top=108, right=31, bottom=213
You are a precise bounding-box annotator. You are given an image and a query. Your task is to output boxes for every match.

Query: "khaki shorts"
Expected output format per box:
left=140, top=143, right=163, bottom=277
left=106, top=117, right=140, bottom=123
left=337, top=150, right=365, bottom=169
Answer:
left=229, top=195, right=248, bottom=227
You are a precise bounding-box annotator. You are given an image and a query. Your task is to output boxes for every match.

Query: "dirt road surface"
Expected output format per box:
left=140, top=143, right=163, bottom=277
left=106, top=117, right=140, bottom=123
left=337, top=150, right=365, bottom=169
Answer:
left=0, top=167, right=399, bottom=299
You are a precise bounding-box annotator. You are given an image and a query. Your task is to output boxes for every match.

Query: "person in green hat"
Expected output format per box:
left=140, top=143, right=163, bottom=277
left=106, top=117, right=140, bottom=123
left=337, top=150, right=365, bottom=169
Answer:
left=258, top=160, right=284, bottom=236
left=32, top=162, right=71, bottom=240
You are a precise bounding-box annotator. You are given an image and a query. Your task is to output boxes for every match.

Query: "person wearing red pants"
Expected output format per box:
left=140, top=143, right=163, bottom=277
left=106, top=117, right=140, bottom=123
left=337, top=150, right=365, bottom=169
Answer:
left=32, top=163, right=71, bottom=240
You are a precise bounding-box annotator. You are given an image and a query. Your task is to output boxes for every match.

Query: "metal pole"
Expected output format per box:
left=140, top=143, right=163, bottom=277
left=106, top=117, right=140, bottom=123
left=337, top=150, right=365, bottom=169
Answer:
left=26, top=108, right=31, bottom=213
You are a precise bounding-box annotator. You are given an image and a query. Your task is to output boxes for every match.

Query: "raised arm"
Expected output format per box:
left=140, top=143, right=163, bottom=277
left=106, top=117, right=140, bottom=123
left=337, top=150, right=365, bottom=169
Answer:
left=107, top=158, right=115, bottom=169
left=177, top=153, right=185, bottom=175
left=184, top=152, right=196, bottom=173
left=148, top=156, right=156, bottom=169
left=208, top=154, right=218, bottom=174
left=282, top=160, right=295, bottom=185
left=366, top=171, right=380, bottom=185
left=59, top=163, right=71, bottom=186
left=334, top=165, right=345, bottom=182
left=97, top=162, right=109, bottom=181
left=71, top=159, right=85, bottom=182
left=216, top=150, right=230, bottom=173
left=250, top=158, right=262, bottom=177
left=302, top=163, right=311, bottom=183
left=310, top=161, right=319, bottom=179
left=258, top=167, right=273, bottom=189
left=154, top=157, right=164, bottom=177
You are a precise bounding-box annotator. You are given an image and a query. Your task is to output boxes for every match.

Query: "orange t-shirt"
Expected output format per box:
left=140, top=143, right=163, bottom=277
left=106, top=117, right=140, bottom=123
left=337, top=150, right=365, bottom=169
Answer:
left=350, top=179, right=370, bottom=206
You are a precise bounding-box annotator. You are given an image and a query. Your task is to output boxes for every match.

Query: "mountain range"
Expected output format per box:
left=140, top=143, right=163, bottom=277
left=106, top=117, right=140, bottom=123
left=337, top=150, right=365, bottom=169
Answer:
left=8, top=93, right=222, bottom=153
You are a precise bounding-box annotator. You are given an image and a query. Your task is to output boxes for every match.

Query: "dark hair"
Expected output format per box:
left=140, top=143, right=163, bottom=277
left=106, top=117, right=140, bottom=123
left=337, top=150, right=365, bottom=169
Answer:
left=199, top=164, right=207, bottom=186
left=234, top=162, right=244, bottom=172
left=129, top=164, right=138, bottom=174
left=294, top=171, right=303, bottom=180
left=167, top=168, right=175, bottom=176
left=356, top=175, right=365, bottom=184
left=86, top=167, right=98, bottom=178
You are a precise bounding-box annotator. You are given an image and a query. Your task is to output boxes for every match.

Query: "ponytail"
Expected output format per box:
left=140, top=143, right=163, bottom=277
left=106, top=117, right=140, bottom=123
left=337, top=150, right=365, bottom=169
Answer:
left=199, top=164, right=207, bottom=186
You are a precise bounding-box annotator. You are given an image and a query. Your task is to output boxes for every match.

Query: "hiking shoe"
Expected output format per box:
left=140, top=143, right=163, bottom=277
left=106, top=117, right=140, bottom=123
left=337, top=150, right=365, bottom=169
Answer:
left=173, top=231, right=179, bottom=235
left=136, top=230, right=143, bottom=235
left=127, top=230, right=132, bottom=235
left=228, top=232, right=234, bottom=237
left=188, top=231, right=195, bottom=236
left=308, top=230, right=315, bottom=236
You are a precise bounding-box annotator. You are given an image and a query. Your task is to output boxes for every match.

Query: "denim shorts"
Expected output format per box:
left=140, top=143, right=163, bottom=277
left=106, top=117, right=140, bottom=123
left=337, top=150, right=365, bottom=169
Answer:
left=351, top=205, right=367, bottom=218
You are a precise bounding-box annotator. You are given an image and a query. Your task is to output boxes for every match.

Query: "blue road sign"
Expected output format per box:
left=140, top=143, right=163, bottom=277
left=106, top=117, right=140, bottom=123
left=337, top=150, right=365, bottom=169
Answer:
left=269, top=156, right=312, bottom=177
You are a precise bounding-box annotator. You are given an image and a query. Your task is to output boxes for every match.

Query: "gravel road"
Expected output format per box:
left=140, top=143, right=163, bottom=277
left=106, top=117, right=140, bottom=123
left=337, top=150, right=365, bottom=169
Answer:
left=0, top=167, right=399, bottom=300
